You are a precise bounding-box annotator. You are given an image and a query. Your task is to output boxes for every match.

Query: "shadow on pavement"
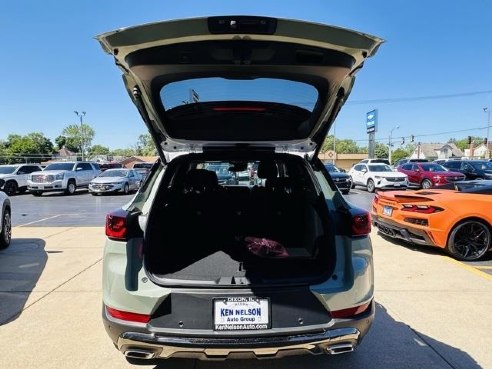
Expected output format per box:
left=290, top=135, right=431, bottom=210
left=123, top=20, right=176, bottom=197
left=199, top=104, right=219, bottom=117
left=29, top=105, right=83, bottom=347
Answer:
left=124, top=303, right=482, bottom=369
left=0, top=238, right=47, bottom=325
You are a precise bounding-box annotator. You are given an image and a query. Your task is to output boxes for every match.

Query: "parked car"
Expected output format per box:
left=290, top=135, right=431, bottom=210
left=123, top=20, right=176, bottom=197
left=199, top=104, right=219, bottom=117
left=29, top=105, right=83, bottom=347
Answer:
left=132, top=162, right=154, bottom=181
left=397, top=162, right=465, bottom=189
left=358, top=158, right=390, bottom=165
left=324, top=163, right=351, bottom=194
left=441, top=160, right=492, bottom=180
left=89, top=169, right=142, bottom=195
left=99, top=162, right=124, bottom=172
left=394, top=158, right=429, bottom=167
left=97, top=15, right=381, bottom=361
left=348, top=163, right=408, bottom=192
left=27, top=161, right=100, bottom=196
left=433, top=158, right=461, bottom=165
left=0, top=164, right=43, bottom=196
left=371, top=180, right=492, bottom=261
left=0, top=180, right=11, bottom=249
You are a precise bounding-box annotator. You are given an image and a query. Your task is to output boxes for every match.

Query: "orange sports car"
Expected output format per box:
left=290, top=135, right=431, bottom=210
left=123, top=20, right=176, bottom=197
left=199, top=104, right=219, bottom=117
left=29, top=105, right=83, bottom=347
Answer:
left=371, top=181, right=492, bottom=261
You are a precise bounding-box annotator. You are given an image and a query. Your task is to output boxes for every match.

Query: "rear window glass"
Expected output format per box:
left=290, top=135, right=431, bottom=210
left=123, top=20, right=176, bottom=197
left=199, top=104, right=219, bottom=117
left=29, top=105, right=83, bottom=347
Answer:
left=161, top=77, right=318, bottom=111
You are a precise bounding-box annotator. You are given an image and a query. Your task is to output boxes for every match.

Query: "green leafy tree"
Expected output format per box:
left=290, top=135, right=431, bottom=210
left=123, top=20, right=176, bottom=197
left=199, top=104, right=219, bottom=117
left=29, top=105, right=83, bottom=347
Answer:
left=61, top=123, right=95, bottom=159
left=321, top=135, right=363, bottom=154
left=391, top=148, right=410, bottom=164
left=134, top=133, right=157, bottom=156
left=449, top=136, right=483, bottom=152
left=111, top=148, right=136, bottom=157
left=2, top=132, right=54, bottom=163
left=54, top=135, right=79, bottom=152
left=89, top=144, right=110, bottom=156
left=374, top=142, right=389, bottom=159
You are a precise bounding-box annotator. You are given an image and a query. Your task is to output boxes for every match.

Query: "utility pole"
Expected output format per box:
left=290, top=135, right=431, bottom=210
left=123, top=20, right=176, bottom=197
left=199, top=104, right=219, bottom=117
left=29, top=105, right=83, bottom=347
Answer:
left=74, top=111, right=86, bottom=160
left=388, top=125, right=400, bottom=164
left=484, top=108, right=491, bottom=159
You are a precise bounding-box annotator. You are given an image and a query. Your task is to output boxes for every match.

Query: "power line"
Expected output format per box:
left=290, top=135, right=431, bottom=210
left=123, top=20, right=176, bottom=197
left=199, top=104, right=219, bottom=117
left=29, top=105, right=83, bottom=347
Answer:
left=347, top=90, right=492, bottom=105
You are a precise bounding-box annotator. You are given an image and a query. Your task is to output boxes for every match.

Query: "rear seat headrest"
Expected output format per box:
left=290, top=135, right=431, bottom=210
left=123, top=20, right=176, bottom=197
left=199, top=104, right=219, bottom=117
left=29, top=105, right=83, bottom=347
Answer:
left=257, top=161, right=278, bottom=179
left=183, top=169, right=219, bottom=193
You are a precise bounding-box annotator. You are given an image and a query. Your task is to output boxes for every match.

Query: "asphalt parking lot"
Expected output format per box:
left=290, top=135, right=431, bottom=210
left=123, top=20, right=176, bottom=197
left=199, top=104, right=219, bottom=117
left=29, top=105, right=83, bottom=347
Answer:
left=1, top=190, right=492, bottom=368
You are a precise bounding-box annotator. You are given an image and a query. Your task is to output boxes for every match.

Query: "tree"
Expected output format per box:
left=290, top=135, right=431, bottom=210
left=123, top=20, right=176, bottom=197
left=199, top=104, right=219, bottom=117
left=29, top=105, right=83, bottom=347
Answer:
left=54, top=135, right=79, bottom=152
left=111, top=148, right=136, bottom=157
left=2, top=132, right=54, bottom=163
left=89, top=144, right=110, bottom=156
left=61, top=123, right=95, bottom=159
left=374, top=142, right=389, bottom=159
left=321, top=135, right=363, bottom=154
left=391, top=148, right=410, bottom=164
left=134, top=133, right=157, bottom=156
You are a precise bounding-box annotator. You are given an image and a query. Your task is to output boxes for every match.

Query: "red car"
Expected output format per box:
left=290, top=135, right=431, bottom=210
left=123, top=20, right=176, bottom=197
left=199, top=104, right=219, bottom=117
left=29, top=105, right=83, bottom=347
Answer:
left=397, top=162, right=465, bottom=189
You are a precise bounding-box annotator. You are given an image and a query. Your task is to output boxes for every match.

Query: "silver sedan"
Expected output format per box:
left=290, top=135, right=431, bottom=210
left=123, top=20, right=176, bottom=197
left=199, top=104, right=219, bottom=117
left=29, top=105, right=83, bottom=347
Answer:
left=88, top=169, right=141, bottom=195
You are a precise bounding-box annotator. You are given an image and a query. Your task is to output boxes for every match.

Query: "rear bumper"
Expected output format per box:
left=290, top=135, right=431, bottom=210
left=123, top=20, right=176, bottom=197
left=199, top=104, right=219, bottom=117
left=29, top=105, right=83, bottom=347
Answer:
left=104, top=301, right=374, bottom=360
left=372, top=215, right=436, bottom=246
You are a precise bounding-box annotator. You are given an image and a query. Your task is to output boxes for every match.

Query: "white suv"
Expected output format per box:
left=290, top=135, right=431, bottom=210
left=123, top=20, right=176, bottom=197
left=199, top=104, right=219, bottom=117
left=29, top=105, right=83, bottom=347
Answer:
left=0, top=164, right=43, bottom=196
left=27, top=161, right=100, bottom=196
left=348, top=163, right=408, bottom=192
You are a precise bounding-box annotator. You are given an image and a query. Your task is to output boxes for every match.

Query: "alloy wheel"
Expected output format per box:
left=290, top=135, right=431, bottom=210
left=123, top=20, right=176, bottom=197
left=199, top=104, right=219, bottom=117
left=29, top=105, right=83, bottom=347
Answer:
left=447, top=220, right=490, bottom=261
left=0, top=209, right=11, bottom=249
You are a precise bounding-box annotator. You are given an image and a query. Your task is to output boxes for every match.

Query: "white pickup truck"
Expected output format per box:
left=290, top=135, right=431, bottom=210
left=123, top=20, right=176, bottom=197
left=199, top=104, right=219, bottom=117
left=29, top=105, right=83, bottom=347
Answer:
left=27, top=161, right=101, bottom=196
left=0, top=164, right=44, bottom=195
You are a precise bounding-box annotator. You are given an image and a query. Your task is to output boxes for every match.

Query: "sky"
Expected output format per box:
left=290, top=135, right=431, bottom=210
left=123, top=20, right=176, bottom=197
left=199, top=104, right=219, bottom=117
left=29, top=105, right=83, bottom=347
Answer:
left=1, top=0, right=491, bottom=151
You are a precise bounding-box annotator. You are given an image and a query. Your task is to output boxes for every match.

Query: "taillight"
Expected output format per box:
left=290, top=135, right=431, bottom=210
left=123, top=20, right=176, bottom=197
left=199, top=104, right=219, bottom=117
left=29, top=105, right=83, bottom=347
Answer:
left=401, top=204, right=443, bottom=214
left=331, top=300, right=372, bottom=319
left=373, top=195, right=379, bottom=205
left=351, top=210, right=371, bottom=236
left=105, top=208, right=128, bottom=240
left=105, top=306, right=150, bottom=323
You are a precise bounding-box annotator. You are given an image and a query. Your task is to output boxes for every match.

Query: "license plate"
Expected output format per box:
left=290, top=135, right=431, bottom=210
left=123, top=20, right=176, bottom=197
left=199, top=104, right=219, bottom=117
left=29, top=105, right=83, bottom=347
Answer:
left=214, top=297, right=270, bottom=331
left=393, top=183, right=400, bottom=187
left=383, top=206, right=393, bottom=216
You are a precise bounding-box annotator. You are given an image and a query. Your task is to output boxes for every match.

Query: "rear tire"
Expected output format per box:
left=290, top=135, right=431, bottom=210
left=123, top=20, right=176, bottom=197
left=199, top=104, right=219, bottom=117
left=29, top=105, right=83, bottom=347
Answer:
left=4, top=181, right=18, bottom=196
left=123, top=183, right=129, bottom=195
left=446, top=220, right=490, bottom=261
left=421, top=179, right=432, bottom=189
left=65, top=180, right=76, bottom=195
left=367, top=179, right=375, bottom=193
left=0, top=208, right=12, bottom=249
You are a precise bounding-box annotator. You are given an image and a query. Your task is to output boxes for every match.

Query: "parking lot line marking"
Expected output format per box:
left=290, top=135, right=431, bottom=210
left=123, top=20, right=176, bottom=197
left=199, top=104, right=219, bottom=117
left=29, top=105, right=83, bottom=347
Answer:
left=475, top=266, right=492, bottom=270
left=15, top=215, right=62, bottom=227
left=444, top=257, right=492, bottom=282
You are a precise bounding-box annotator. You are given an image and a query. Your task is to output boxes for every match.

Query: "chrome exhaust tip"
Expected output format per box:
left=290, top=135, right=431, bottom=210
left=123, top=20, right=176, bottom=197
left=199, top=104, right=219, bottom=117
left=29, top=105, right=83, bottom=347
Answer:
left=325, top=343, right=355, bottom=355
left=124, top=349, right=156, bottom=360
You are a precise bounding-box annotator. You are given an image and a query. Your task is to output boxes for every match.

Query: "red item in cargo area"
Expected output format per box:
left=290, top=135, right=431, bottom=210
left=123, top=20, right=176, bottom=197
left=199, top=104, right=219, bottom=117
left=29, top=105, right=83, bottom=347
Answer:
left=244, top=237, right=289, bottom=258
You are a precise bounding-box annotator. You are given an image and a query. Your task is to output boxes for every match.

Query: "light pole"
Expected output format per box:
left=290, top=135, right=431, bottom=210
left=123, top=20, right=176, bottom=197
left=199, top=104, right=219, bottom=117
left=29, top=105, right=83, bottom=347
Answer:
left=388, top=125, right=400, bottom=164
left=484, top=108, right=491, bottom=159
left=74, top=111, right=86, bottom=160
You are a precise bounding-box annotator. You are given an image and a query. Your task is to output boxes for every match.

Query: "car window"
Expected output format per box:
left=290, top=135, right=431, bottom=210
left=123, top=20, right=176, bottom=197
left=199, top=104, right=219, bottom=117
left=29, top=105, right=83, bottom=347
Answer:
left=368, top=164, right=392, bottom=172
left=0, top=166, right=18, bottom=174
left=401, top=164, right=412, bottom=170
left=45, top=163, right=75, bottom=171
left=471, top=162, right=492, bottom=170
left=76, top=163, right=93, bottom=171
left=421, top=163, right=445, bottom=172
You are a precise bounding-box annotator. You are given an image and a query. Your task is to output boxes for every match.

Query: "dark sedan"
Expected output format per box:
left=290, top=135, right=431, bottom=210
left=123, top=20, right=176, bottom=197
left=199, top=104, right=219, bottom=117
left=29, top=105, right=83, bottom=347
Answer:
left=324, top=163, right=351, bottom=194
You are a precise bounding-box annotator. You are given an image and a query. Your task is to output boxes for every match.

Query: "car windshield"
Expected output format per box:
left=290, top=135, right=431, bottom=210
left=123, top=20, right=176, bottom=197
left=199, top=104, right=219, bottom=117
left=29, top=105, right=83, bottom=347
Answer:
left=368, top=164, right=392, bottom=172
left=133, top=163, right=153, bottom=169
left=325, top=165, right=341, bottom=173
left=44, top=163, right=74, bottom=171
left=98, top=170, right=128, bottom=178
left=0, top=166, right=17, bottom=174
left=421, top=164, right=446, bottom=172
left=471, top=162, right=492, bottom=170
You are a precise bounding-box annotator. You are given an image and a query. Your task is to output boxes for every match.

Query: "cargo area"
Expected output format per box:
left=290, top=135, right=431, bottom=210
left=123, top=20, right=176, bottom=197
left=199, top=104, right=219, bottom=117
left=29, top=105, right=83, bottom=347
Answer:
left=143, top=155, right=337, bottom=286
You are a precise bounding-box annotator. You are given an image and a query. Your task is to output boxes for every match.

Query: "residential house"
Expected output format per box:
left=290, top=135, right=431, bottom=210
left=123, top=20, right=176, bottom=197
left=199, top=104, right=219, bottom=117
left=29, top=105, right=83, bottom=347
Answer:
left=410, top=143, right=463, bottom=161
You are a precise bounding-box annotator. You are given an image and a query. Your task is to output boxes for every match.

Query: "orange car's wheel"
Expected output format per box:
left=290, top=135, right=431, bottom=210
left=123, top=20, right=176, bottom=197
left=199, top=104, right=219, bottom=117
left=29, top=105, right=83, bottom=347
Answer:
left=447, top=220, right=491, bottom=261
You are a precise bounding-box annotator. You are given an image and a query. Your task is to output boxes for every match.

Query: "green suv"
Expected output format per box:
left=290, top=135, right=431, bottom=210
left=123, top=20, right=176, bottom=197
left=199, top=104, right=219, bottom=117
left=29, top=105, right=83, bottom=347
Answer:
left=98, top=15, right=381, bottom=362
